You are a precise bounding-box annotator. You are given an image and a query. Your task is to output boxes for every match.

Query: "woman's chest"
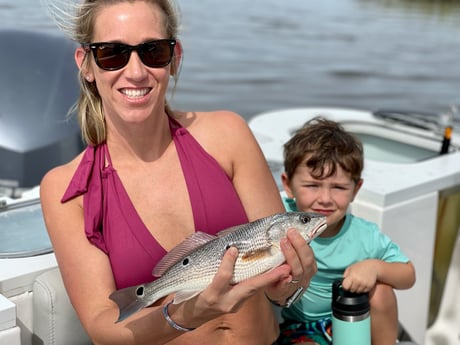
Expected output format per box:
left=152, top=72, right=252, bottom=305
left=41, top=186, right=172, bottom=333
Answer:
left=115, top=157, right=195, bottom=252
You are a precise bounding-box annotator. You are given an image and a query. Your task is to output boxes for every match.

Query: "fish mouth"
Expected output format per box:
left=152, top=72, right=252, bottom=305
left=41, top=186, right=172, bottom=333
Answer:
left=307, top=221, right=328, bottom=242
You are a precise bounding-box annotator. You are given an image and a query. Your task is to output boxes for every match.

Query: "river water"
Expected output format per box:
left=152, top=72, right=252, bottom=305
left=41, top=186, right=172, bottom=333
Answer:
left=1, top=0, right=460, bottom=120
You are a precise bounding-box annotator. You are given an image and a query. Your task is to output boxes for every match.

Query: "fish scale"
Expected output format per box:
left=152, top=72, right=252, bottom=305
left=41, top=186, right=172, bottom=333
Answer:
left=110, top=212, right=327, bottom=322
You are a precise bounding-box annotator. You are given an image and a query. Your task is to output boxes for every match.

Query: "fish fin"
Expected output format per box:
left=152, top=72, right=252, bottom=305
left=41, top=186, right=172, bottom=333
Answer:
left=172, top=290, right=202, bottom=304
left=153, top=231, right=217, bottom=277
left=109, top=285, right=150, bottom=323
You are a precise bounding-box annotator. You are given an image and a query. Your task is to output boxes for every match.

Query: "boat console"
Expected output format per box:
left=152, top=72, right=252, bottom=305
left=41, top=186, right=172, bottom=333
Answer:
left=0, top=29, right=83, bottom=198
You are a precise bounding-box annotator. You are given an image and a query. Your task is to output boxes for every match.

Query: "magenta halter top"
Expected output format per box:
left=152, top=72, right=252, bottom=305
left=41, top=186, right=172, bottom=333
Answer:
left=61, top=117, right=248, bottom=288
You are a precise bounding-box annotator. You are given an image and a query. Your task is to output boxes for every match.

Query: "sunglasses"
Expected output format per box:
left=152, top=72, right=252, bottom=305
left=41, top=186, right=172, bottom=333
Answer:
left=84, top=39, right=176, bottom=71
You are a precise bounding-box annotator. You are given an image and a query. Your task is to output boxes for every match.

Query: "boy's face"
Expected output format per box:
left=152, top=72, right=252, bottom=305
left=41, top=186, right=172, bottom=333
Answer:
left=282, top=161, right=362, bottom=236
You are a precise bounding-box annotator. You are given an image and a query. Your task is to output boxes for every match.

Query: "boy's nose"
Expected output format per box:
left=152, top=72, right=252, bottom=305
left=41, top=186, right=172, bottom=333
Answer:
left=317, top=187, right=332, bottom=203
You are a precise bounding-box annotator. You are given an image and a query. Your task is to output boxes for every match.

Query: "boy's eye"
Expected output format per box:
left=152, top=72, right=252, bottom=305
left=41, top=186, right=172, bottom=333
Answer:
left=333, top=185, right=349, bottom=191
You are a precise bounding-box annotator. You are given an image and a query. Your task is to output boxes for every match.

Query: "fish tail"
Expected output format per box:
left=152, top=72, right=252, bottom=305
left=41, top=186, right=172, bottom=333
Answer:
left=109, top=285, right=151, bottom=323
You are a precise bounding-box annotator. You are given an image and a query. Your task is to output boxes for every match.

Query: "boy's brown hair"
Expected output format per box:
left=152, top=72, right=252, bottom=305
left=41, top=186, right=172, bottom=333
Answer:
left=283, top=117, right=364, bottom=183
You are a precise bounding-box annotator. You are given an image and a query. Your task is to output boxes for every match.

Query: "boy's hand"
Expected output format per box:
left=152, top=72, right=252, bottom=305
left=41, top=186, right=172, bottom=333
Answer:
left=342, top=259, right=379, bottom=293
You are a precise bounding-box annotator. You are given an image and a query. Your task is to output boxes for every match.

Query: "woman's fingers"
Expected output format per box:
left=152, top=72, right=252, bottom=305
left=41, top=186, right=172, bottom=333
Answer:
left=202, top=232, right=316, bottom=314
left=285, top=229, right=316, bottom=283
left=212, top=247, right=238, bottom=289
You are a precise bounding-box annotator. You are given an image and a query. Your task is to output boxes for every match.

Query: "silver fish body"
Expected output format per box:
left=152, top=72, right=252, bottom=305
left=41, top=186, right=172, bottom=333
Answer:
left=110, top=212, right=327, bottom=322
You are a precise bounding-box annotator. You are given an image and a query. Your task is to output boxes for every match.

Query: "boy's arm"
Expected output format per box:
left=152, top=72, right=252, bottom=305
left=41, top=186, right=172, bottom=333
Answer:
left=342, top=259, right=416, bottom=293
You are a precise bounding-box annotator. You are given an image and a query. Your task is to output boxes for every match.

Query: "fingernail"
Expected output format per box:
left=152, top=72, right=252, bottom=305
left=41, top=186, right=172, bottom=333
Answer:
left=227, top=247, right=238, bottom=256
left=287, top=228, right=297, bottom=236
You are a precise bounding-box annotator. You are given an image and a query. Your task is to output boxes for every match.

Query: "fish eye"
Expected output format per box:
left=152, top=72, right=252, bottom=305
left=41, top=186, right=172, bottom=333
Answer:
left=301, top=216, right=311, bottom=224
left=136, top=286, right=145, bottom=297
left=182, top=257, right=190, bottom=266
left=225, top=244, right=231, bottom=250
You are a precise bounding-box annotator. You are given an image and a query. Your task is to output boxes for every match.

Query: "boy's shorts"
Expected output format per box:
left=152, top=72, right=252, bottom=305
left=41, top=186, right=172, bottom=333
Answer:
left=274, top=318, right=332, bottom=345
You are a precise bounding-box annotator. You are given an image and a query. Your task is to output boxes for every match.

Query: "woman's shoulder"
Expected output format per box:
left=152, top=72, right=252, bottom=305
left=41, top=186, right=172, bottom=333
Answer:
left=177, top=109, right=253, bottom=147
left=40, top=150, right=85, bottom=201
left=179, top=109, right=248, bottom=131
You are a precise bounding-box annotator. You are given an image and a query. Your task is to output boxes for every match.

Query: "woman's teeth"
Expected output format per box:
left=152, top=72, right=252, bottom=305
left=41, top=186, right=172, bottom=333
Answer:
left=122, top=88, right=149, bottom=98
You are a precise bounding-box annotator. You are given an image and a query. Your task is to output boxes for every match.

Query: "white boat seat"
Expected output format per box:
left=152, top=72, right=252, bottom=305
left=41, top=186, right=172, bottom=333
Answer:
left=32, top=268, right=92, bottom=345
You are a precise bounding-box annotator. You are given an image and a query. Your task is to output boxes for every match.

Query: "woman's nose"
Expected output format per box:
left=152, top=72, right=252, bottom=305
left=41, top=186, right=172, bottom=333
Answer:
left=124, top=51, right=148, bottom=80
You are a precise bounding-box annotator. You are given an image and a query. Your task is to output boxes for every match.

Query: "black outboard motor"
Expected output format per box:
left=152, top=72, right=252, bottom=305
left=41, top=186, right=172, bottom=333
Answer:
left=0, top=29, right=84, bottom=197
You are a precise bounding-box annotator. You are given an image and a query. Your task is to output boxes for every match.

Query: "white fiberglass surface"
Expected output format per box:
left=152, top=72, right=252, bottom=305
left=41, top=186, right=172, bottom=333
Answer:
left=356, top=133, right=438, bottom=163
left=0, top=200, right=52, bottom=258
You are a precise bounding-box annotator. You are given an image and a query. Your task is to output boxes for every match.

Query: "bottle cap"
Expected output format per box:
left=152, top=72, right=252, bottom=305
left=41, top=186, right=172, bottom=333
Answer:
left=332, top=280, right=369, bottom=319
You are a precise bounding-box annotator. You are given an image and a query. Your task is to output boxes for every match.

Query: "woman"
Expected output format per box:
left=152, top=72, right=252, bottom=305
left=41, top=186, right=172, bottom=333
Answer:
left=40, top=1, right=316, bottom=344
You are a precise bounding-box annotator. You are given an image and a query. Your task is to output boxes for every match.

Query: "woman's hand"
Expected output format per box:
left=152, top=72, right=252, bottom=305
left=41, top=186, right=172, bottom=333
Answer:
left=264, top=228, right=317, bottom=305
left=177, top=234, right=316, bottom=328
left=173, top=228, right=317, bottom=329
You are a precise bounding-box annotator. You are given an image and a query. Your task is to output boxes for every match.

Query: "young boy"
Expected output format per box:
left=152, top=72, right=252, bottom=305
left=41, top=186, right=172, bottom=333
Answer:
left=277, top=117, right=416, bottom=345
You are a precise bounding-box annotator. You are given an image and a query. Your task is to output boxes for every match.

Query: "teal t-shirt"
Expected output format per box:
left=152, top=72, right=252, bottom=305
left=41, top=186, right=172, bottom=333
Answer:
left=281, top=197, right=410, bottom=322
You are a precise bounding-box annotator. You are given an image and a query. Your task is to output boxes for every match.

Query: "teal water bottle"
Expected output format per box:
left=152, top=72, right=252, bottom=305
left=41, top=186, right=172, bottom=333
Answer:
left=331, top=280, right=371, bottom=345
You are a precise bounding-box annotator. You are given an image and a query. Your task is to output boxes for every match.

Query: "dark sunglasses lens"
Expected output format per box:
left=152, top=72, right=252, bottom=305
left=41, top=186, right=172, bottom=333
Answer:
left=95, top=43, right=130, bottom=70
left=141, top=41, right=173, bottom=67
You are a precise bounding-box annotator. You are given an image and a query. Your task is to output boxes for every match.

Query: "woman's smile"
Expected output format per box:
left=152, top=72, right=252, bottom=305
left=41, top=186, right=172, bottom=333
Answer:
left=120, top=87, right=152, bottom=99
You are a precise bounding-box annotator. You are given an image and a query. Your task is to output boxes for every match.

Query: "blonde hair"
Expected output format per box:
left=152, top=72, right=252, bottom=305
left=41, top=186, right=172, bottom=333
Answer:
left=43, top=0, right=182, bottom=145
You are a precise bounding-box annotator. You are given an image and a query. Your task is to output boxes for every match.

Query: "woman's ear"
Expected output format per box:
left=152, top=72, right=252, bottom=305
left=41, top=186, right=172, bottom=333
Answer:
left=281, top=172, right=295, bottom=199
left=75, top=47, right=94, bottom=82
left=170, top=39, right=183, bottom=76
left=75, top=47, right=86, bottom=69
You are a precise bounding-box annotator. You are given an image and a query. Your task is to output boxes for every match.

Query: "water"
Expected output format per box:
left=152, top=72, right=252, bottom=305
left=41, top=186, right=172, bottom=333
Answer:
left=1, top=0, right=460, bottom=121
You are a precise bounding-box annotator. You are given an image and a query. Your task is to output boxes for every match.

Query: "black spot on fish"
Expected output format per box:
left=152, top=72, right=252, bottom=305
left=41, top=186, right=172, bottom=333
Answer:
left=136, top=286, right=144, bottom=297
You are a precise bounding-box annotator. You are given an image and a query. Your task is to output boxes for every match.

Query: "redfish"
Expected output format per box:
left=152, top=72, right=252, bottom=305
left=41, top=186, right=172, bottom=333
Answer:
left=110, top=212, right=327, bottom=322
